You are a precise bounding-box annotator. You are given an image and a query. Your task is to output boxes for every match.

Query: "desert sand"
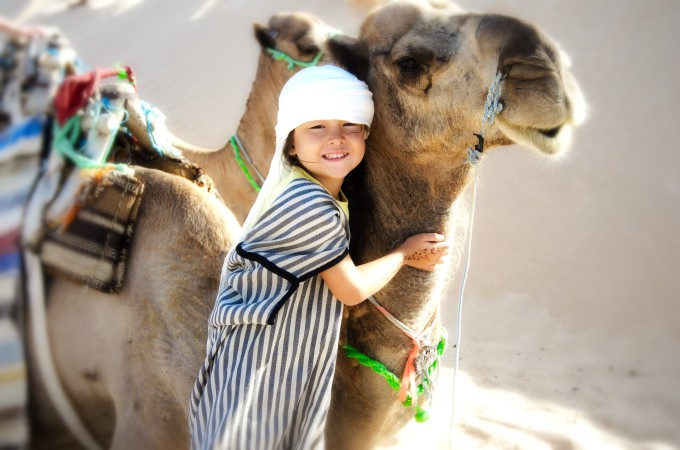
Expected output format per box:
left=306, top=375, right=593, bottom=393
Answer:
left=3, top=0, right=679, bottom=448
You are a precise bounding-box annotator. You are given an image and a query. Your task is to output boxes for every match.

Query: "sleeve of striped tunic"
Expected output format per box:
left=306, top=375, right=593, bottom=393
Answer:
left=210, top=179, right=349, bottom=327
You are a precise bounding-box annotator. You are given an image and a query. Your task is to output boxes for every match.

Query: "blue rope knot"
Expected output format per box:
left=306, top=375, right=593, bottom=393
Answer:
left=467, top=146, right=482, bottom=165
left=468, top=133, right=484, bottom=166
left=482, top=71, right=505, bottom=128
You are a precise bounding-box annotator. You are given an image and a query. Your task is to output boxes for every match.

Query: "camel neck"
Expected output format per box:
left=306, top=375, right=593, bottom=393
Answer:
left=176, top=55, right=287, bottom=223
left=233, top=56, right=281, bottom=179
left=363, top=143, right=473, bottom=235
left=353, top=138, right=474, bottom=327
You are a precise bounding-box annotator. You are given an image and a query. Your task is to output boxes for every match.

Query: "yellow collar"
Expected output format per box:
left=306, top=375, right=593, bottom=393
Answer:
left=291, top=166, right=349, bottom=218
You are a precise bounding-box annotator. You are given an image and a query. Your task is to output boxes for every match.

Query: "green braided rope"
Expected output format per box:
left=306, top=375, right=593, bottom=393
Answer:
left=341, top=328, right=448, bottom=422
left=265, top=48, right=324, bottom=71
left=53, top=114, right=127, bottom=173
left=264, top=30, right=340, bottom=70
left=342, top=344, right=402, bottom=392
left=229, top=135, right=261, bottom=192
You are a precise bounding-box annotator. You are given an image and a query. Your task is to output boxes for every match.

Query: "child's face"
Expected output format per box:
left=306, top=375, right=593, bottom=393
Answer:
left=290, top=119, right=366, bottom=185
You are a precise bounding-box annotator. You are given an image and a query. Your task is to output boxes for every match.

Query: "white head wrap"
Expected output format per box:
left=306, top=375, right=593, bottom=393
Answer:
left=237, top=65, right=374, bottom=241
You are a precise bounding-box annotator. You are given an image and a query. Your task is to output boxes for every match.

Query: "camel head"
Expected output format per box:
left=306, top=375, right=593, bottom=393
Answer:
left=249, top=11, right=340, bottom=125
left=254, top=12, right=339, bottom=69
left=329, top=0, right=586, bottom=166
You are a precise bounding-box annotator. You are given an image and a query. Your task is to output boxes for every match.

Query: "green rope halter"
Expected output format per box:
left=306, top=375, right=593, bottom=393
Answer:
left=229, top=135, right=261, bottom=192
left=341, top=328, right=447, bottom=423
left=265, top=48, right=324, bottom=71
left=264, top=29, right=340, bottom=71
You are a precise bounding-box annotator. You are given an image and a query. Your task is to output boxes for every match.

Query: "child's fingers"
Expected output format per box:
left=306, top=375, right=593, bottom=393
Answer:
left=417, top=233, right=445, bottom=243
left=428, top=233, right=445, bottom=242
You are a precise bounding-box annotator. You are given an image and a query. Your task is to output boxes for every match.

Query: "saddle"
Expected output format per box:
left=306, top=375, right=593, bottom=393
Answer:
left=39, top=168, right=144, bottom=293
left=26, top=71, right=218, bottom=293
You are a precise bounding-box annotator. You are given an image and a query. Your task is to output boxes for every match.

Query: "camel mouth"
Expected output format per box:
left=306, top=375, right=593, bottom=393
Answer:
left=495, top=116, right=573, bottom=155
left=537, top=126, right=560, bottom=139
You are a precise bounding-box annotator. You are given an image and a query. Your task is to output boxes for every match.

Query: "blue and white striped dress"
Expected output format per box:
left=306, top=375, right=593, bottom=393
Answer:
left=190, top=173, right=349, bottom=450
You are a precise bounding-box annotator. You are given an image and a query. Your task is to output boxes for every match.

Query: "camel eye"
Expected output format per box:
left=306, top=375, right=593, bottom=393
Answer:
left=396, top=57, right=423, bottom=72
left=298, top=44, right=320, bottom=56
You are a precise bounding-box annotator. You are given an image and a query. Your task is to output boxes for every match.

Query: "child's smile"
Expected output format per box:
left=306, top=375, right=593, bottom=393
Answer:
left=322, top=151, right=349, bottom=160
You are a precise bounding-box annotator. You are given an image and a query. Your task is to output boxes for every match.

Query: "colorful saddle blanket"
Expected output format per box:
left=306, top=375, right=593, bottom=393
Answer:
left=39, top=169, right=144, bottom=293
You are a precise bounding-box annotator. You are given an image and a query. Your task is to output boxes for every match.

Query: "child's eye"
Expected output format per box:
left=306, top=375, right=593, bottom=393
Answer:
left=310, top=124, right=325, bottom=130
left=344, top=123, right=362, bottom=133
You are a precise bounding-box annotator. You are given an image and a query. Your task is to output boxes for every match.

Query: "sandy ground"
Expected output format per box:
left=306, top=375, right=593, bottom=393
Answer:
left=4, top=0, right=679, bottom=448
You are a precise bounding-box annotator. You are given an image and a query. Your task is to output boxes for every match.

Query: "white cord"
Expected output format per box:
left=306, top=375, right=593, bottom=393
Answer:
left=448, top=71, right=504, bottom=448
left=24, top=251, right=103, bottom=450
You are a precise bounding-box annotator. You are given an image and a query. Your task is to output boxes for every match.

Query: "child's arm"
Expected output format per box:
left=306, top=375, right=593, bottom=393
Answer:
left=320, top=233, right=448, bottom=306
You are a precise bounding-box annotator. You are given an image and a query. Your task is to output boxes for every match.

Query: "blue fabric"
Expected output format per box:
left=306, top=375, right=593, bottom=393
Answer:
left=0, top=252, right=20, bottom=273
left=0, top=189, right=29, bottom=211
left=0, top=116, right=44, bottom=152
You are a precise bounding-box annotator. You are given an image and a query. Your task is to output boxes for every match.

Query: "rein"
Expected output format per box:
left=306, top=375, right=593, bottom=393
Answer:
left=448, top=70, right=505, bottom=442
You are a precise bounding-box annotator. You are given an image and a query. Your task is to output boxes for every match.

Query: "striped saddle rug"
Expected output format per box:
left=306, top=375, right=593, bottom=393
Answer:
left=39, top=168, right=144, bottom=293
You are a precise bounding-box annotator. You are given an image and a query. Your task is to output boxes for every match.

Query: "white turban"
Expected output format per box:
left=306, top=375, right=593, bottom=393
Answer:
left=238, top=65, right=374, bottom=240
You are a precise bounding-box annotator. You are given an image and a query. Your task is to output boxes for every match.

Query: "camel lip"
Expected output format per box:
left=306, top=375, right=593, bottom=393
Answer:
left=496, top=116, right=572, bottom=155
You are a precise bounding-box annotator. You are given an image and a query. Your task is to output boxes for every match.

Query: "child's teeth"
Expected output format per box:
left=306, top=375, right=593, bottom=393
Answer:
left=325, top=153, right=347, bottom=159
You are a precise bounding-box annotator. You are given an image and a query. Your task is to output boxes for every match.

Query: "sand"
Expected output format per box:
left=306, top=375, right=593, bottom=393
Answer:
left=4, top=0, right=679, bottom=448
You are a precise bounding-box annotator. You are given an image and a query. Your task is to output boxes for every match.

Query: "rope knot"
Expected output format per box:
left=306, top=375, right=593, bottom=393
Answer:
left=467, top=146, right=482, bottom=165
left=481, top=71, right=505, bottom=129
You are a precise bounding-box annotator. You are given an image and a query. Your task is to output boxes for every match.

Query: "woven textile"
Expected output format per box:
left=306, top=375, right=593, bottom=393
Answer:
left=40, top=170, right=144, bottom=293
left=0, top=114, right=44, bottom=450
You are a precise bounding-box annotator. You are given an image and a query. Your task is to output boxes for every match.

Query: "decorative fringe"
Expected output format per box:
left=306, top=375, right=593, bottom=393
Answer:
left=341, top=328, right=447, bottom=422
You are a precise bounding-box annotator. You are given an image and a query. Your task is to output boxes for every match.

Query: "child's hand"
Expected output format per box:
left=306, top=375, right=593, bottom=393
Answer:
left=397, top=233, right=449, bottom=271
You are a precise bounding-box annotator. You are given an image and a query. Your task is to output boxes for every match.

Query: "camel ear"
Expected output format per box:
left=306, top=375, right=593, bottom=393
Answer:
left=328, top=35, right=369, bottom=81
left=253, top=23, right=276, bottom=50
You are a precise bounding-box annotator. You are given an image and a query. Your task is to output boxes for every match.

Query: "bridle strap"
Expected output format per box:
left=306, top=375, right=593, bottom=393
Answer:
left=367, top=296, right=438, bottom=402
left=229, top=134, right=264, bottom=192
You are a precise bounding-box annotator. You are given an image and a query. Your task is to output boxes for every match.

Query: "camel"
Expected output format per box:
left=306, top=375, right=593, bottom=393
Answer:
left=26, top=1, right=585, bottom=448
left=323, top=1, right=584, bottom=448
left=26, top=13, right=338, bottom=449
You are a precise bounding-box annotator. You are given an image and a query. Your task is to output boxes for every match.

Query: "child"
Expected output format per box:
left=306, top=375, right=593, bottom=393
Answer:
left=189, top=65, right=447, bottom=450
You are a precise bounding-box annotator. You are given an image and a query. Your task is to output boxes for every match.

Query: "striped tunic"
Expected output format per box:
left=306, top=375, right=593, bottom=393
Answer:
left=190, top=175, right=349, bottom=450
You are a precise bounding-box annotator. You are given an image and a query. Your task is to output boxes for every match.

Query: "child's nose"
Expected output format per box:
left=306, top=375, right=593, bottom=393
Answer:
left=328, top=125, right=345, bottom=142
